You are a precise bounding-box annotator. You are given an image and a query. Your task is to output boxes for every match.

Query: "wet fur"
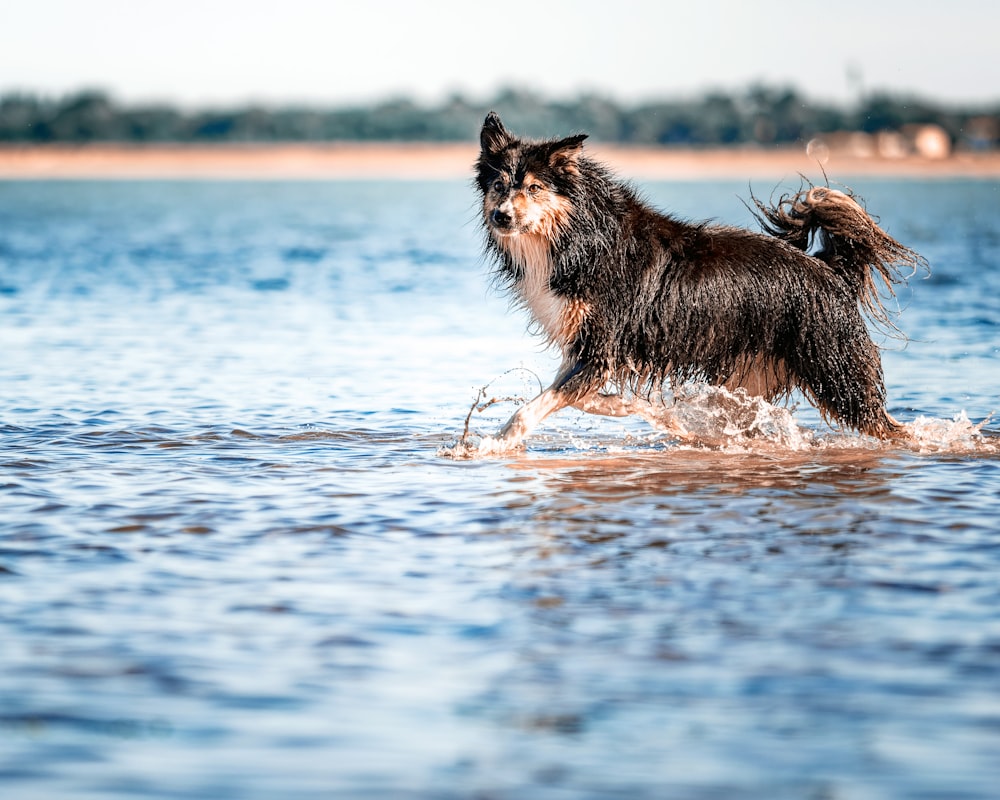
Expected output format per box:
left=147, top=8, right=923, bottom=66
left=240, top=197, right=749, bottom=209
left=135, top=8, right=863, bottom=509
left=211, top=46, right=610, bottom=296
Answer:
left=475, top=112, right=926, bottom=445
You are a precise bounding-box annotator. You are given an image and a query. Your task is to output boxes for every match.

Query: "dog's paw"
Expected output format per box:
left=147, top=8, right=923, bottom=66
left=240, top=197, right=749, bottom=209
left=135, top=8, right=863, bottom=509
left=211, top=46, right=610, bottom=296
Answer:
left=437, top=438, right=479, bottom=459
left=437, top=434, right=525, bottom=459
left=475, top=434, right=526, bottom=456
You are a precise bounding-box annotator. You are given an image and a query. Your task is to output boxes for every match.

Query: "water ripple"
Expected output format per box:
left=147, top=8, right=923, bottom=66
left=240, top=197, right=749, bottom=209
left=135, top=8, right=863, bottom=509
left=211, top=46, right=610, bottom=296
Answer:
left=1, top=179, right=999, bottom=799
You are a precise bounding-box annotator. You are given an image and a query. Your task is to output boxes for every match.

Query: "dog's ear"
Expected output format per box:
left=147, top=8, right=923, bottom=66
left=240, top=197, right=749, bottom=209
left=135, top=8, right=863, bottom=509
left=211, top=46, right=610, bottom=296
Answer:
left=480, top=112, right=512, bottom=155
left=547, top=133, right=588, bottom=170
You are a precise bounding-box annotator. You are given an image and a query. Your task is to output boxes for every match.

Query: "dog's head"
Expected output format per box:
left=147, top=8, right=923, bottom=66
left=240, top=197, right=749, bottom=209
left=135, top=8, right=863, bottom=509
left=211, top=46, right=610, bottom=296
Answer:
left=476, top=112, right=586, bottom=241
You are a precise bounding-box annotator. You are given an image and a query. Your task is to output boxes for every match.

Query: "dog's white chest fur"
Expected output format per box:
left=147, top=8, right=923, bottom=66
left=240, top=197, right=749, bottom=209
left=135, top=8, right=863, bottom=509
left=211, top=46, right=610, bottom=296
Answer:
left=499, top=233, right=568, bottom=347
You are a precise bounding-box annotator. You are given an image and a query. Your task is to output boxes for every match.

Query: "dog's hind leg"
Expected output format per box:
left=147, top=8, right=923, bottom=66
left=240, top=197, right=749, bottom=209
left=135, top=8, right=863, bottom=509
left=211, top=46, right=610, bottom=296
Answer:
left=572, top=392, right=691, bottom=439
left=571, top=392, right=635, bottom=417
left=795, top=340, right=904, bottom=440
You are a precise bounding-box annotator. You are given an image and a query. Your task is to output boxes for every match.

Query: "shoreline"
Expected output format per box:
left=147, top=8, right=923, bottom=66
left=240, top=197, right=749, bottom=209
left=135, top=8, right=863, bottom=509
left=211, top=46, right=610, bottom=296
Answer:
left=2, top=142, right=1000, bottom=180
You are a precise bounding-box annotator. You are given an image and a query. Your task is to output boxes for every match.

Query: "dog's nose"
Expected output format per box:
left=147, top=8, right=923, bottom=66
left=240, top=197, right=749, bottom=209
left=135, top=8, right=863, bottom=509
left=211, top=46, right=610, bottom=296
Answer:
left=491, top=208, right=512, bottom=228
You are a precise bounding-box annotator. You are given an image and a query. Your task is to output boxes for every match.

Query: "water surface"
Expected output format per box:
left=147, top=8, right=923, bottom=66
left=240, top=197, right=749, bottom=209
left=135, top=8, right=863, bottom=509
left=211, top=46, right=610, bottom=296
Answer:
left=1, top=178, right=999, bottom=799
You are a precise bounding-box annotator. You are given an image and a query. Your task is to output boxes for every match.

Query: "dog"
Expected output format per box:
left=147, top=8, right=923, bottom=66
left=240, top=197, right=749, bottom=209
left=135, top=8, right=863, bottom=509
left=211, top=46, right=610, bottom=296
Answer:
left=472, top=111, right=925, bottom=450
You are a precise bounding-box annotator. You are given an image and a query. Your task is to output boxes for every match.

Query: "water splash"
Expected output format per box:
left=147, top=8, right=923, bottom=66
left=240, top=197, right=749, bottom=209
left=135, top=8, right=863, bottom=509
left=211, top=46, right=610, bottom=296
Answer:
left=439, top=384, right=810, bottom=458
left=439, top=433, right=522, bottom=459
left=901, top=411, right=998, bottom=455
left=636, top=385, right=813, bottom=451
left=438, top=368, right=541, bottom=458
left=441, top=382, right=999, bottom=459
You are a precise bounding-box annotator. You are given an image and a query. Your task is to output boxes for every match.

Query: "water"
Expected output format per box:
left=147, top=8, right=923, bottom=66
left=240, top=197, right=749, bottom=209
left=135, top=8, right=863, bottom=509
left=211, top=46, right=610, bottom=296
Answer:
left=1, top=177, right=999, bottom=799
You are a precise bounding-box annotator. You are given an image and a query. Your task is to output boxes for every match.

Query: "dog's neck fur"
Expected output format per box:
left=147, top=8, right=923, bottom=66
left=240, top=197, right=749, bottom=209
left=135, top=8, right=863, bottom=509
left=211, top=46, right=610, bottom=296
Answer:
left=495, top=231, right=569, bottom=349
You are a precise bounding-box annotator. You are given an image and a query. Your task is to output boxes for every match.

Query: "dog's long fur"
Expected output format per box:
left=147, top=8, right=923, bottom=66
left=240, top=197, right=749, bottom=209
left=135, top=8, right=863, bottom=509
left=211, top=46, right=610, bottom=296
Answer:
left=474, top=112, right=925, bottom=447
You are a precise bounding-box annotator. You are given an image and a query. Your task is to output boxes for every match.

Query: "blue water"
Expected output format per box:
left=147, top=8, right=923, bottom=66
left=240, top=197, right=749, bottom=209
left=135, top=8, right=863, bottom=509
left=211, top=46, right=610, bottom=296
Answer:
left=1, top=178, right=999, bottom=799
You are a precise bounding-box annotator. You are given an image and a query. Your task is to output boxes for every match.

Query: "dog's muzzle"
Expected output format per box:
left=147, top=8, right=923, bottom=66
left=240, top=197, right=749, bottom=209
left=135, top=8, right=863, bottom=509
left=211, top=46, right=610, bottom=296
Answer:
left=490, top=208, right=513, bottom=229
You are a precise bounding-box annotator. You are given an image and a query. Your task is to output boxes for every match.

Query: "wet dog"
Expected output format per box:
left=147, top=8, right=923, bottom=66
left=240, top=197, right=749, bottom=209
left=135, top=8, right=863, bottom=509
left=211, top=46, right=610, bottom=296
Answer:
left=473, top=112, right=924, bottom=449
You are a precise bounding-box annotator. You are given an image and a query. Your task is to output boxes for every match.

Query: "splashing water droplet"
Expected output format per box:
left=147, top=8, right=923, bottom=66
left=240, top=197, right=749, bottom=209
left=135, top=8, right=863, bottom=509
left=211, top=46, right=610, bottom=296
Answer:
left=903, top=412, right=998, bottom=454
left=637, top=385, right=813, bottom=451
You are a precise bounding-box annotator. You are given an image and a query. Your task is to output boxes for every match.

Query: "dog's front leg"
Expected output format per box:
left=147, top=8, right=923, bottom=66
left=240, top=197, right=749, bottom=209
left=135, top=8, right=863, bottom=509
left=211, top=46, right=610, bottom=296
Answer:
left=495, top=387, right=570, bottom=444
left=484, top=360, right=582, bottom=451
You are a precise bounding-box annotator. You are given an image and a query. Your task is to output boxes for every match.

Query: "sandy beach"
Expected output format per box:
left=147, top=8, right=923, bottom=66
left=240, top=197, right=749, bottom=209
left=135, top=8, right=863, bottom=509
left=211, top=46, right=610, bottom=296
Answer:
left=2, top=142, right=1000, bottom=180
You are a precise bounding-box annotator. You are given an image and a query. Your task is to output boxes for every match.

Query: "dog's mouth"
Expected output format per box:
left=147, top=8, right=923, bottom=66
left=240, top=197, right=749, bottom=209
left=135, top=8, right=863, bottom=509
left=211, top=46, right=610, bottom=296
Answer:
left=489, top=225, right=520, bottom=238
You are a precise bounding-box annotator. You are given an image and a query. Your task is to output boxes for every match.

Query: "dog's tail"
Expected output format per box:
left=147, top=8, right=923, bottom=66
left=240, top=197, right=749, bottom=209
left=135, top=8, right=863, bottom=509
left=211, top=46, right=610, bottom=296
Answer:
left=752, top=185, right=927, bottom=331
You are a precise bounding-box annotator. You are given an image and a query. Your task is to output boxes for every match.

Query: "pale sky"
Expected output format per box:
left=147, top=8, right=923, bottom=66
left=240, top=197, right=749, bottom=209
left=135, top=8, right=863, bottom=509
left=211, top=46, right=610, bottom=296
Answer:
left=3, top=0, right=998, bottom=107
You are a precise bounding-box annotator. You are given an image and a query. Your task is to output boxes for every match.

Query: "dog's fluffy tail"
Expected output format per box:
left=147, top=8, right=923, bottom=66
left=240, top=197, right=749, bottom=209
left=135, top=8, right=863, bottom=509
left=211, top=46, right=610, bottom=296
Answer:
left=752, top=185, right=927, bottom=331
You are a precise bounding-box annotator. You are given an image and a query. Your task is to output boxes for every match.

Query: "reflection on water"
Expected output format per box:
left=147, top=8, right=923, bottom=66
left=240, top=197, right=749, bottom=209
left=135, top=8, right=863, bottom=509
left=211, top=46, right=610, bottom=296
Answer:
left=516, top=446, right=901, bottom=499
left=1, top=179, right=999, bottom=799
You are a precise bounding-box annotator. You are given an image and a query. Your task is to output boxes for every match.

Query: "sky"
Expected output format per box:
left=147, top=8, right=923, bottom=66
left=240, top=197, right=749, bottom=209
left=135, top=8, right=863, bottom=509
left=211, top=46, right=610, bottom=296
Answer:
left=3, top=0, right=999, bottom=108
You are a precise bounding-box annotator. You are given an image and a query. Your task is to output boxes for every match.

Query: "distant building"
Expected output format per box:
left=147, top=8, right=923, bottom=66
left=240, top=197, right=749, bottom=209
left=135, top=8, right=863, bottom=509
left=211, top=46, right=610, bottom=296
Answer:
left=806, top=125, right=952, bottom=160
left=963, top=116, right=999, bottom=151
left=903, top=124, right=951, bottom=159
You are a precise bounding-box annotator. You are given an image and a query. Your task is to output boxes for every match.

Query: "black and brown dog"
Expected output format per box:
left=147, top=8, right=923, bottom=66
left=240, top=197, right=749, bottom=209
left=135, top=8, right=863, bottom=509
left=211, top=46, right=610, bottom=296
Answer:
left=473, top=112, right=924, bottom=450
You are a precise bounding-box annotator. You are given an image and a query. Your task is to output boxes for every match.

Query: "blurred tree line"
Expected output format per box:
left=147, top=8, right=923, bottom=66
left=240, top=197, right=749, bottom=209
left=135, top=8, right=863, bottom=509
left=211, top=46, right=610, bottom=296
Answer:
left=1, top=86, right=997, bottom=149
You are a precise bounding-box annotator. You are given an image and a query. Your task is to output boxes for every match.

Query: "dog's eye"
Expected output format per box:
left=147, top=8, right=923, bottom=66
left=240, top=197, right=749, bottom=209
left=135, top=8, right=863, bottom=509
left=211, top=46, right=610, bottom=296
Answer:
left=526, top=183, right=543, bottom=195
left=492, top=179, right=505, bottom=193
